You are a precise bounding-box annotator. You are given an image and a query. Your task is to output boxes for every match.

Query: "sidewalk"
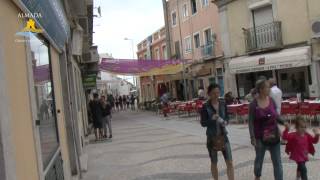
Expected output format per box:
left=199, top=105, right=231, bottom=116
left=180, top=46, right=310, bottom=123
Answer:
left=82, top=111, right=320, bottom=180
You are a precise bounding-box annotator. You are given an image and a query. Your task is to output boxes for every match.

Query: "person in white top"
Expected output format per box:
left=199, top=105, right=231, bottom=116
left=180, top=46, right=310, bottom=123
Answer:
left=269, top=78, right=283, bottom=115
left=198, top=87, right=205, bottom=100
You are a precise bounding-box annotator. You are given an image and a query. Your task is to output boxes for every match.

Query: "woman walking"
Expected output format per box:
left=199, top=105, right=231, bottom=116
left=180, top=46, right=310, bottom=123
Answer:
left=248, top=78, right=284, bottom=180
left=200, top=84, right=234, bottom=180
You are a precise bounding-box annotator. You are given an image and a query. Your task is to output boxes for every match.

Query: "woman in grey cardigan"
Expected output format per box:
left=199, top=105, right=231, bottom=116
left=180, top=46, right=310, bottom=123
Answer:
left=201, top=83, right=234, bottom=180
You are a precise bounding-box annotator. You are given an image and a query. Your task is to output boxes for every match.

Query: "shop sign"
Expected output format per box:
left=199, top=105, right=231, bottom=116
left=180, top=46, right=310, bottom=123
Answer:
left=83, top=74, right=97, bottom=89
left=235, top=63, right=294, bottom=74
left=20, top=0, right=70, bottom=50
left=196, top=67, right=211, bottom=77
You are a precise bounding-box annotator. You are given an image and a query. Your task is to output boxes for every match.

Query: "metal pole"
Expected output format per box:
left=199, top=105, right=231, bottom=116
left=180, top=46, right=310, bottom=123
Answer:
left=130, top=39, right=136, bottom=87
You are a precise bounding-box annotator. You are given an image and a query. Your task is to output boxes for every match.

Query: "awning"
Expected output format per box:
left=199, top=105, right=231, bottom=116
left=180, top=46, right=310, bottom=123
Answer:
left=99, top=58, right=191, bottom=76
left=229, top=46, right=311, bottom=74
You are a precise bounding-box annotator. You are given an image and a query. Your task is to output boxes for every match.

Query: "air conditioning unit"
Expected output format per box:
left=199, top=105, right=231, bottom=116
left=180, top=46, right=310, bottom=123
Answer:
left=82, top=46, right=99, bottom=63
left=311, top=19, right=320, bottom=38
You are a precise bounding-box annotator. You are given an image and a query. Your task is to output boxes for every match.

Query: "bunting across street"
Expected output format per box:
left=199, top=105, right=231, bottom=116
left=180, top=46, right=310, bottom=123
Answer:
left=99, top=58, right=190, bottom=76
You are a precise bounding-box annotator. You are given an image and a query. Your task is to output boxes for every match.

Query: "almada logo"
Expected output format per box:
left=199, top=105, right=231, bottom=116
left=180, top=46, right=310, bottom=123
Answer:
left=16, top=18, right=43, bottom=37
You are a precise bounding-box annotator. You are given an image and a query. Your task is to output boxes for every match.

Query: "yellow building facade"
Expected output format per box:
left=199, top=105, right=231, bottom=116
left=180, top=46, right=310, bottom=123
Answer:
left=0, top=0, right=82, bottom=180
left=214, top=0, right=320, bottom=98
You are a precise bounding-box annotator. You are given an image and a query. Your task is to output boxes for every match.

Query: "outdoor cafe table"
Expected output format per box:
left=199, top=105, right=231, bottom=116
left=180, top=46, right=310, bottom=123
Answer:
left=227, top=104, right=243, bottom=122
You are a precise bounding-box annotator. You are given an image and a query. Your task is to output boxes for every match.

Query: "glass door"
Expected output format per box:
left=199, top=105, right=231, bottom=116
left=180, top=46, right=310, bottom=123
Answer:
left=28, top=34, right=63, bottom=180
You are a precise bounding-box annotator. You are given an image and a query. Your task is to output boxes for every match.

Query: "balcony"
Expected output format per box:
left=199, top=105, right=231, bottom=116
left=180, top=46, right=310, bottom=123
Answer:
left=244, top=21, right=283, bottom=53
left=201, top=43, right=215, bottom=59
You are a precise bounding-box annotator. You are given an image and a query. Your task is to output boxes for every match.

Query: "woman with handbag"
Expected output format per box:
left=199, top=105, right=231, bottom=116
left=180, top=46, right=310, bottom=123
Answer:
left=200, top=83, right=234, bottom=180
left=248, top=78, right=284, bottom=180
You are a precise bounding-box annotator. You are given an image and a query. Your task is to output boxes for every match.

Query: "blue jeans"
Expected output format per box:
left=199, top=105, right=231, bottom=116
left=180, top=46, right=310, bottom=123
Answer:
left=254, top=140, right=283, bottom=180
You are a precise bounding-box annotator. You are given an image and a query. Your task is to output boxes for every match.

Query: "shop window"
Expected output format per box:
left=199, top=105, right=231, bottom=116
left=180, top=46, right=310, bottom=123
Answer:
left=280, top=71, right=307, bottom=97
left=209, top=77, right=216, bottom=85
left=29, top=35, right=59, bottom=168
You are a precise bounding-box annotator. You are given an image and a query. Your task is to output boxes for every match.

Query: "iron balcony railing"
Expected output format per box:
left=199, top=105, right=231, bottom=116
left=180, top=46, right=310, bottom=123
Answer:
left=244, top=21, right=283, bottom=53
left=201, top=43, right=215, bottom=58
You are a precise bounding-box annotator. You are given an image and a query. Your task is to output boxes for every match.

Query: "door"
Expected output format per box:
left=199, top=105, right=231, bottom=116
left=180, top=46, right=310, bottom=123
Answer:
left=252, top=6, right=273, bottom=27
left=252, top=6, right=274, bottom=49
left=28, top=35, right=64, bottom=180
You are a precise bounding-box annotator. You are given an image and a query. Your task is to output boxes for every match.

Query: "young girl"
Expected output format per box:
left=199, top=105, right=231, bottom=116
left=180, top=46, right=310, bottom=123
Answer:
left=283, top=118, right=320, bottom=180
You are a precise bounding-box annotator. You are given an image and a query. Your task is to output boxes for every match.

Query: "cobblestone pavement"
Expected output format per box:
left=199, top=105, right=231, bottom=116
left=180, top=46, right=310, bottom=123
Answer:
left=83, top=111, right=320, bottom=180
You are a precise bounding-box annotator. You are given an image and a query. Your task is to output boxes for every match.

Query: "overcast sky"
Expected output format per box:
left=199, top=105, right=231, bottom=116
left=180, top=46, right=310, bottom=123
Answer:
left=93, top=0, right=165, bottom=59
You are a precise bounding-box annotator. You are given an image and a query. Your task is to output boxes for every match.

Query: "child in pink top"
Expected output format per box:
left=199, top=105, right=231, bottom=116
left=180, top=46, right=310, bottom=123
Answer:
left=283, top=118, right=320, bottom=180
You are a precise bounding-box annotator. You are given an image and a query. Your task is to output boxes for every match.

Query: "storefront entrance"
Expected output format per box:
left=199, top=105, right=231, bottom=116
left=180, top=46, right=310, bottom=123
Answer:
left=28, top=35, right=64, bottom=180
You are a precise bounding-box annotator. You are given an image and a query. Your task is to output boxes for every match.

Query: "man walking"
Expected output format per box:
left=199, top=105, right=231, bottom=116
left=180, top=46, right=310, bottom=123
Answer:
left=101, top=95, right=113, bottom=139
left=89, top=93, right=103, bottom=141
left=269, top=78, right=283, bottom=115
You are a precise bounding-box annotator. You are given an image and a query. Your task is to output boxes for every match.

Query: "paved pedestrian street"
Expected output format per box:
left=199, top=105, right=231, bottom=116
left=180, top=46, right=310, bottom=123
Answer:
left=83, top=111, right=320, bottom=180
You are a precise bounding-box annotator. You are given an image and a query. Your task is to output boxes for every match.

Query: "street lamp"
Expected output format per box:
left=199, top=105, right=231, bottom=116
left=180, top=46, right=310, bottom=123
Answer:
left=124, top=37, right=137, bottom=87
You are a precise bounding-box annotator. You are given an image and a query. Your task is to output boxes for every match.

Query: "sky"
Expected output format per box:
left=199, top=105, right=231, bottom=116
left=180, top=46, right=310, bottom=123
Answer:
left=93, top=0, right=165, bottom=59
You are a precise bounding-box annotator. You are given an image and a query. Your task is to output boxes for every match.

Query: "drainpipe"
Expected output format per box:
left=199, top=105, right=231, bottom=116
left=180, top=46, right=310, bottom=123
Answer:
left=162, top=0, right=172, bottom=58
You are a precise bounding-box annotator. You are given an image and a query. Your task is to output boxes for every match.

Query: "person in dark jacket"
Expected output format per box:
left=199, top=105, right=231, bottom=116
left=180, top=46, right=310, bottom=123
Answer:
left=89, top=93, right=103, bottom=141
left=130, top=94, right=135, bottom=110
left=200, top=84, right=234, bottom=180
left=119, top=96, right=123, bottom=110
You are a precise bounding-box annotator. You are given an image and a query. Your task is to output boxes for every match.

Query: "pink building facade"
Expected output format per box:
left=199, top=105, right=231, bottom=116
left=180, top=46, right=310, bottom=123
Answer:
left=137, top=27, right=170, bottom=102
left=163, top=0, right=225, bottom=99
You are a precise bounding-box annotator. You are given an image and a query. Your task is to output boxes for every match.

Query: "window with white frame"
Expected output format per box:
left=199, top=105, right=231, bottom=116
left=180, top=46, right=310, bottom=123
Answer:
left=184, top=36, right=192, bottom=53
left=202, top=0, right=209, bottom=7
left=182, top=4, right=188, bottom=18
left=162, top=45, right=167, bottom=59
left=204, top=28, right=212, bottom=45
left=194, top=33, right=200, bottom=48
left=191, top=0, right=197, bottom=14
left=171, top=11, right=177, bottom=26
left=155, top=48, right=160, bottom=60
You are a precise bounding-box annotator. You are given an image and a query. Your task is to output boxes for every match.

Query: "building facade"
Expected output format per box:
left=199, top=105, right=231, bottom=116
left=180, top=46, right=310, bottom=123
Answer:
left=0, top=0, right=98, bottom=180
left=213, top=0, right=320, bottom=99
left=163, top=0, right=225, bottom=99
left=137, top=27, right=170, bottom=102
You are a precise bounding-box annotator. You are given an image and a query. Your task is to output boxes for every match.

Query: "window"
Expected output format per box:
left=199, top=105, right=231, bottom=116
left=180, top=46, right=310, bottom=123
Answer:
left=202, top=0, right=209, bottom=7
left=171, top=11, right=177, bottom=26
left=204, top=28, right=212, bottom=45
left=191, top=0, right=197, bottom=14
left=184, top=36, right=192, bottom=53
left=154, top=48, right=160, bottom=60
left=194, top=33, right=200, bottom=48
left=182, top=4, right=188, bottom=18
left=174, top=41, right=181, bottom=58
left=162, top=45, right=168, bottom=59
